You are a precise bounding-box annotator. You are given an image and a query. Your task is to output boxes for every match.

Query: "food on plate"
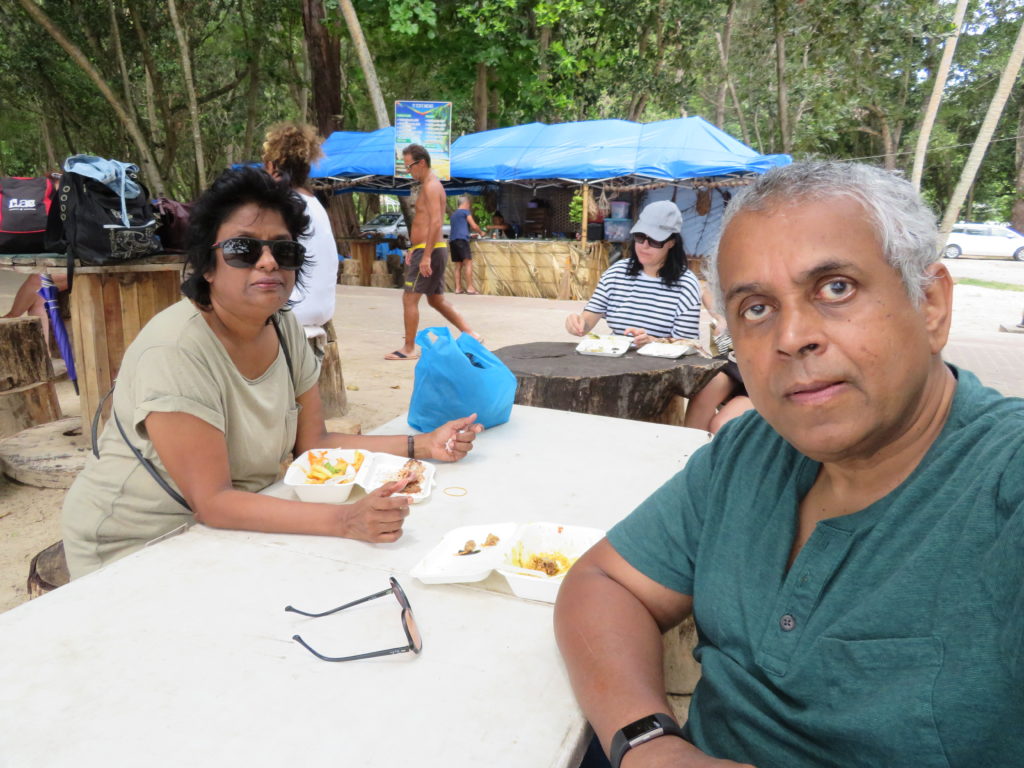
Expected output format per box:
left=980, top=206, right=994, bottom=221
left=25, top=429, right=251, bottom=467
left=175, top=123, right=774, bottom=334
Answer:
left=482, top=533, right=500, bottom=547
left=526, top=553, right=572, bottom=576
left=303, top=450, right=362, bottom=485
left=510, top=542, right=576, bottom=577
left=456, top=539, right=480, bottom=556
left=392, top=458, right=426, bottom=494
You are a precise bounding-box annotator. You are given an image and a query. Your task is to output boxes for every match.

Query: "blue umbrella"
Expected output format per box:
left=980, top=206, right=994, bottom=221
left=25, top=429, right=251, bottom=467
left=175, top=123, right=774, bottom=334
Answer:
left=37, top=274, right=78, bottom=394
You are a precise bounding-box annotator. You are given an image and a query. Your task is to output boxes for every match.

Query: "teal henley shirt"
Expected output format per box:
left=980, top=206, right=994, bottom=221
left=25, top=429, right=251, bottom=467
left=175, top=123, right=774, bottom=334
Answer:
left=608, top=367, right=1024, bottom=767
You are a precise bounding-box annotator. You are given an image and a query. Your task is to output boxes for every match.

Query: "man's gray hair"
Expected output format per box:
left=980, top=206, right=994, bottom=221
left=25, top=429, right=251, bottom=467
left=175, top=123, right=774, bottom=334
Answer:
left=709, top=161, right=939, bottom=310
left=459, top=195, right=472, bottom=206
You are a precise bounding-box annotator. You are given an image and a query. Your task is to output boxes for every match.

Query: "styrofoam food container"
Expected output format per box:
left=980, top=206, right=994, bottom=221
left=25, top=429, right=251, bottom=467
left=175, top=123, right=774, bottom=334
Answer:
left=283, top=449, right=362, bottom=503
left=410, top=523, right=519, bottom=584
left=496, top=523, right=605, bottom=603
left=575, top=334, right=631, bottom=357
left=637, top=341, right=700, bottom=359
left=359, top=453, right=436, bottom=504
left=284, top=450, right=436, bottom=504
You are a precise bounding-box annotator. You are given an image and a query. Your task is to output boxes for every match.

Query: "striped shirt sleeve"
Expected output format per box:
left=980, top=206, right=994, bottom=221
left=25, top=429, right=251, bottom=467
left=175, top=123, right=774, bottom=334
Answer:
left=584, top=260, right=702, bottom=340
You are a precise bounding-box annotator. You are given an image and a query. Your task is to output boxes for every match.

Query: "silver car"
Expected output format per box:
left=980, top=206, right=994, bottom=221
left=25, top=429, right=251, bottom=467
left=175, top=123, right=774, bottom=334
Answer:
left=359, top=212, right=450, bottom=241
left=360, top=213, right=407, bottom=239
left=943, top=223, right=1024, bottom=261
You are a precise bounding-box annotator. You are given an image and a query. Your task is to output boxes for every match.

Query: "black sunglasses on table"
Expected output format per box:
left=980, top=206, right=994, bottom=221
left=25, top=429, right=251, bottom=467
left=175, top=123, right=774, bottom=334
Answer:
left=285, top=576, right=422, bottom=662
left=632, top=232, right=671, bottom=248
left=212, top=237, right=306, bottom=270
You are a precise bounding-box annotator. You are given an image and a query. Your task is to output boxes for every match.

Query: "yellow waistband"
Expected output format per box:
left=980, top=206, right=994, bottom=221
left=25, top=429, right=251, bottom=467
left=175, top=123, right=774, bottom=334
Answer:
left=412, top=242, right=447, bottom=250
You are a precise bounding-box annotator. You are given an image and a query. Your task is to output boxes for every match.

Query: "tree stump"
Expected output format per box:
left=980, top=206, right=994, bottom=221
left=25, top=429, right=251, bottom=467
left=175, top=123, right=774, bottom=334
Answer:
left=494, top=342, right=724, bottom=424
left=317, top=320, right=348, bottom=418
left=0, top=317, right=61, bottom=438
left=27, top=540, right=70, bottom=598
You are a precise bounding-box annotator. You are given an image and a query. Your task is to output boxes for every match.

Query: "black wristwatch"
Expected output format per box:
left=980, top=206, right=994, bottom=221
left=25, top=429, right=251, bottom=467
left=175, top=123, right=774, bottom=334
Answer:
left=609, top=713, right=685, bottom=768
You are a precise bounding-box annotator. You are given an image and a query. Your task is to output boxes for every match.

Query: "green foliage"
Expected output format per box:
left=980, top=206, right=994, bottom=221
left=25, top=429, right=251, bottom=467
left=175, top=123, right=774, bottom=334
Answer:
left=0, top=0, right=1020, bottom=219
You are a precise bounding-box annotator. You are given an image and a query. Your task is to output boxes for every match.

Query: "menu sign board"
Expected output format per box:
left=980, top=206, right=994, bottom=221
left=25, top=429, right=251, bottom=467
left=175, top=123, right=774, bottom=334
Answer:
left=394, top=100, right=453, bottom=180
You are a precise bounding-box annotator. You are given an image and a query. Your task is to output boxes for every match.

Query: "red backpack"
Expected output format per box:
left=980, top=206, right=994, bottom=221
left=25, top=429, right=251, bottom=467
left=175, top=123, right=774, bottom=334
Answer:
left=0, top=175, right=58, bottom=253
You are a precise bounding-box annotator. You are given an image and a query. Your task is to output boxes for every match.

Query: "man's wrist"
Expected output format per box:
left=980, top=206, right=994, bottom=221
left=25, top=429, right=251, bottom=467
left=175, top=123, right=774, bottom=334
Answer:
left=609, top=713, right=685, bottom=768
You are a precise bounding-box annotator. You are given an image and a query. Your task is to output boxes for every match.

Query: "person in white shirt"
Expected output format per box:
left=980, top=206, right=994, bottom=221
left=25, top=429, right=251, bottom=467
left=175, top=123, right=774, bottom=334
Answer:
left=262, top=122, right=338, bottom=328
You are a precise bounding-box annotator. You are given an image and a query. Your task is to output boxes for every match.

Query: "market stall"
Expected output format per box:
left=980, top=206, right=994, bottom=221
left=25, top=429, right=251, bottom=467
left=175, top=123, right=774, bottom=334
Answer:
left=309, top=117, right=790, bottom=297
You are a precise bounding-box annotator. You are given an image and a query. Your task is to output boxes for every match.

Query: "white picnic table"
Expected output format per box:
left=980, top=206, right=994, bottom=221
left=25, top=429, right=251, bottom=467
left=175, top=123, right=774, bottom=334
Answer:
left=0, top=405, right=710, bottom=768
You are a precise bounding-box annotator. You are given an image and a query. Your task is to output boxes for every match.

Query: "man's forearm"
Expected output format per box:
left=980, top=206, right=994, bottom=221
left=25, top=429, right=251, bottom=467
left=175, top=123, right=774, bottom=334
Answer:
left=554, top=565, right=676, bottom=755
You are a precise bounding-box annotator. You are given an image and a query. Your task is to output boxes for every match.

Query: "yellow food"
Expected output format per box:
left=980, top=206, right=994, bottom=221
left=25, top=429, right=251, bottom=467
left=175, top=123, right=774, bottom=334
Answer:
left=509, top=542, right=576, bottom=577
left=303, top=450, right=362, bottom=485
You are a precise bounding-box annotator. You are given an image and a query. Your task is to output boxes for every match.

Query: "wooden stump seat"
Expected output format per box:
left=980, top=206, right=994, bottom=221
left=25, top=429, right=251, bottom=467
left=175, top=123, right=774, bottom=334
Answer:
left=0, top=317, right=62, bottom=438
left=494, top=341, right=724, bottom=424
left=27, top=540, right=70, bottom=598
left=311, top=320, right=348, bottom=418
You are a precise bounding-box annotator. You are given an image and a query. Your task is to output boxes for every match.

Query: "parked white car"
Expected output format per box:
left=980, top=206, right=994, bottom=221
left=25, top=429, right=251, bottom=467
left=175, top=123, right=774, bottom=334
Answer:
left=943, top=223, right=1024, bottom=261
left=359, top=212, right=450, bottom=241
left=360, top=212, right=407, bottom=239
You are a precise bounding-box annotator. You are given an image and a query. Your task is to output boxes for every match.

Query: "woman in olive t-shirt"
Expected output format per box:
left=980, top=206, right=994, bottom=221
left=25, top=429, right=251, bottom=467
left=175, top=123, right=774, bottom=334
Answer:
left=62, top=167, right=482, bottom=578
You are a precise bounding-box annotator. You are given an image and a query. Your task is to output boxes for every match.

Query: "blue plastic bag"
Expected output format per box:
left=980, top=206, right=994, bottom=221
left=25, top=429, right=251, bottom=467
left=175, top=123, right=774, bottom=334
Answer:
left=408, top=327, right=516, bottom=432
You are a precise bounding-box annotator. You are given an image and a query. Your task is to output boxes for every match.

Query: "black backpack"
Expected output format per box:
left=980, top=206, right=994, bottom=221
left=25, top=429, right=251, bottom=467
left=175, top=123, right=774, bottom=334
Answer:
left=0, top=175, right=58, bottom=253
left=45, top=162, right=161, bottom=266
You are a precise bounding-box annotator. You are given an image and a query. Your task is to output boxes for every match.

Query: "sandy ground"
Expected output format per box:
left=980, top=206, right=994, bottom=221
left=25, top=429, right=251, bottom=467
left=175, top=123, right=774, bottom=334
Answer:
left=1, top=256, right=1022, bottom=612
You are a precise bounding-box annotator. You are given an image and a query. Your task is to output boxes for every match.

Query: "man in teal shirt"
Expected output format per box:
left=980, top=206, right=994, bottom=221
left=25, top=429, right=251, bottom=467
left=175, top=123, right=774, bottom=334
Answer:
left=555, top=161, right=1024, bottom=768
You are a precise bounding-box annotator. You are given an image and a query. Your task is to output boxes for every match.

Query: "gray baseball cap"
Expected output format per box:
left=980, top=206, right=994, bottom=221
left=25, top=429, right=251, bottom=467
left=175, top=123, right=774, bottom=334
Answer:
left=630, top=200, right=682, bottom=241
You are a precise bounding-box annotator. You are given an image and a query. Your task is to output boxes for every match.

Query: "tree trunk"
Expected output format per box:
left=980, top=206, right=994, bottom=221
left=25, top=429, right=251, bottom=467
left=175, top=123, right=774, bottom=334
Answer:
left=716, top=31, right=750, bottom=146
left=337, top=0, right=414, bottom=229
left=15, top=0, right=166, bottom=196
left=911, top=0, right=969, bottom=190
left=338, top=0, right=389, bottom=129
left=302, top=0, right=343, bottom=136
left=714, top=0, right=736, bottom=129
left=167, top=0, right=206, bottom=192
left=474, top=62, right=489, bottom=131
left=940, top=20, right=1024, bottom=239
left=773, top=0, right=791, bottom=154
left=40, top=114, right=57, bottom=172
left=126, top=0, right=172, bottom=165
left=108, top=0, right=138, bottom=128
left=1012, top=88, right=1024, bottom=232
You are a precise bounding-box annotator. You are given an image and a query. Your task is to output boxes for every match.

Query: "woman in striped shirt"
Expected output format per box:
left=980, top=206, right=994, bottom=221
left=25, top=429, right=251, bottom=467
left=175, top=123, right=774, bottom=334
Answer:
left=565, top=200, right=700, bottom=345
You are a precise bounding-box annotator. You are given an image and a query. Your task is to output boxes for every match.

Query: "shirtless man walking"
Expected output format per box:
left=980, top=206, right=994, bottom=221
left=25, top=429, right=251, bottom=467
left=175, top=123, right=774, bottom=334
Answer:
left=385, top=144, right=479, bottom=360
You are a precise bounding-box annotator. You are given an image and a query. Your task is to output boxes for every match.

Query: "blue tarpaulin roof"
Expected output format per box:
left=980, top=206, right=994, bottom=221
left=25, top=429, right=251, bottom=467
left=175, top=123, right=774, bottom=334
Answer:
left=449, top=117, right=790, bottom=181
left=311, top=117, right=789, bottom=186
left=311, top=127, right=397, bottom=178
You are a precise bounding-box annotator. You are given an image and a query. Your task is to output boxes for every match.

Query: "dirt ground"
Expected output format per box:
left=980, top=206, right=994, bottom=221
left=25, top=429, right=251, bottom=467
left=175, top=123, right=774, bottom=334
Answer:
left=1, top=257, right=1022, bottom=613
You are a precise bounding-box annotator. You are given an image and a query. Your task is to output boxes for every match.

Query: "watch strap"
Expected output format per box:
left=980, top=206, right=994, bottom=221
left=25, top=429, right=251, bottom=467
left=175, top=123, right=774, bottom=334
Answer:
left=609, top=713, right=684, bottom=768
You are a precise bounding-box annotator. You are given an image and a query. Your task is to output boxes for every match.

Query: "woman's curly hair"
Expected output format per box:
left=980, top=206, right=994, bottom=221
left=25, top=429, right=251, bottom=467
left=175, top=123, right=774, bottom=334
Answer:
left=261, top=122, right=324, bottom=189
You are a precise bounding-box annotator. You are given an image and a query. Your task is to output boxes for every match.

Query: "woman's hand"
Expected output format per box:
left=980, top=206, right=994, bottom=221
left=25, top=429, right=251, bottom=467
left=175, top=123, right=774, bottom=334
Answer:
left=566, top=312, right=588, bottom=336
left=422, top=414, right=483, bottom=462
left=623, top=327, right=652, bottom=347
left=338, top=481, right=412, bottom=543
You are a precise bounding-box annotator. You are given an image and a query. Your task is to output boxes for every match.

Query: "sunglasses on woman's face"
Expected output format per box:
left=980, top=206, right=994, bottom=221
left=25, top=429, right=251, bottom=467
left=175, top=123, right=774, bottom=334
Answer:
left=632, top=233, right=671, bottom=248
left=212, top=237, right=306, bottom=270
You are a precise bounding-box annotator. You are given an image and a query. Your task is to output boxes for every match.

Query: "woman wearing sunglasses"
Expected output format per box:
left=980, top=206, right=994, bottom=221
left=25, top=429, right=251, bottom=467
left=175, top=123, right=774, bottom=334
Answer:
left=565, top=200, right=701, bottom=346
left=62, top=167, right=482, bottom=579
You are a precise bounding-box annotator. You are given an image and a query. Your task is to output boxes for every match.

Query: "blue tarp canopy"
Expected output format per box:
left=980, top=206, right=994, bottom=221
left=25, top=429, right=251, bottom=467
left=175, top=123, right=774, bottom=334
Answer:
left=450, top=117, right=790, bottom=182
left=311, top=127, right=396, bottom=178
left=311, top=117, right=789, bottom=189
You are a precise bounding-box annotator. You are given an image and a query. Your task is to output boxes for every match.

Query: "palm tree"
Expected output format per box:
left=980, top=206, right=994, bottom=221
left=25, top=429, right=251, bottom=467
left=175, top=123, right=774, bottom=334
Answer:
left=911, top=0, right=970, bottom=191
left=939, top=19, right=1024, bottom=241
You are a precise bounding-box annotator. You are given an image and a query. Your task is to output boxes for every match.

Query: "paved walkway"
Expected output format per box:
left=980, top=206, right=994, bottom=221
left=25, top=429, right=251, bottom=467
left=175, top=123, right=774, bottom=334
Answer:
left=945, top=334, right=1024, bottom=399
